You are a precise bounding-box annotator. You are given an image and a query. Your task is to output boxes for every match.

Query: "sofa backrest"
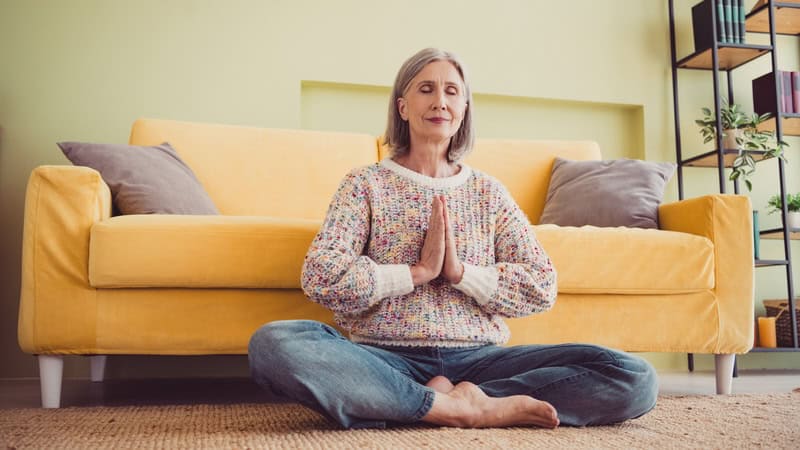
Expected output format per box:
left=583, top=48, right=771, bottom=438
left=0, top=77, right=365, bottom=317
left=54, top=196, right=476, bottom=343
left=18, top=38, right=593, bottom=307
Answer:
left=380, top=139, right=601, bottom=224
left=131, top=119, right=601, bottom=223
left=130, top=119, right=379, bottom=219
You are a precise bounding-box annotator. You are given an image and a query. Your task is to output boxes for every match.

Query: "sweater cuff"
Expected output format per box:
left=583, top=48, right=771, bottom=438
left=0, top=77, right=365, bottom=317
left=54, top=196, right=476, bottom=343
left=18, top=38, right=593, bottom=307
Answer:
left=374, top=264, right=414, bottom=300
left=452, top=263, right=499, bottom=305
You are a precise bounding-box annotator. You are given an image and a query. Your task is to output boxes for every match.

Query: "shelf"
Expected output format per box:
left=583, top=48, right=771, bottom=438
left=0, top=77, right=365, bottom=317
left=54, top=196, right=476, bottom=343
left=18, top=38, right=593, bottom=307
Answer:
left=746, top=1, right=800, bottom=35
left=755, top=258, right=789, bottom=267
left=761, top=227, right=800, bottom=239
left=681, top=149, right=769, bottom=167
left=671, top=1, right=798, bottom=364
left=755, top=113, right=800, bottom=135
left=749, top=346, right=800, bottom=352
left=676, top=44, right=771, bottom=70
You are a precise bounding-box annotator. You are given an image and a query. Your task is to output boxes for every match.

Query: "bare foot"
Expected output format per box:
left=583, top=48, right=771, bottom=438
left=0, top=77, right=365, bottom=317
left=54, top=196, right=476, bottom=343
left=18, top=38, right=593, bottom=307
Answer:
left=426, top=376, right=455, bottom=393
left=421, top=381, right=559, bottom=429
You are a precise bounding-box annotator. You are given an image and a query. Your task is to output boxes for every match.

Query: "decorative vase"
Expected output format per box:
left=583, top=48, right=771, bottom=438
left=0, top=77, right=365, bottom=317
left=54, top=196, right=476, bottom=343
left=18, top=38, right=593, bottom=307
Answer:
left=788, top=211, right=800, bottom=230
left=721, top=128, right=742, bottom=150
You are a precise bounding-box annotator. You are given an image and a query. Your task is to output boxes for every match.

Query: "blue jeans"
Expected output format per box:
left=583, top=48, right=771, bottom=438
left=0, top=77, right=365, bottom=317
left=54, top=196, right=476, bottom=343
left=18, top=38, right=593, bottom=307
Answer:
left=248, top=320, right=658, bottom=429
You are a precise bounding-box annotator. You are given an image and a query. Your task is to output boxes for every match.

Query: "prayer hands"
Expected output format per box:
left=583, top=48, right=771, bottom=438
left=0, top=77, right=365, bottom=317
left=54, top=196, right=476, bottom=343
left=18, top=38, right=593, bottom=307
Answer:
left=440, top=196, right=464, bottom=284
left=411, top=195, right=464, bottom=285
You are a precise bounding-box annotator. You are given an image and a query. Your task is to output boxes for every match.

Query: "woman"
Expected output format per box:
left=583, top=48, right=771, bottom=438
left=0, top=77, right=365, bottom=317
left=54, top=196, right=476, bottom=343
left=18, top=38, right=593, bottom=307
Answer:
left=249, top=48, right=658, bottom=429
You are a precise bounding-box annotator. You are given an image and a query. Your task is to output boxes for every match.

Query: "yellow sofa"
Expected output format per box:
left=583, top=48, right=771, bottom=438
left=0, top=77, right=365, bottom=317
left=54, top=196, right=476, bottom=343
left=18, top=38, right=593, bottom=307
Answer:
left=19, top=118, right=754, bottom=407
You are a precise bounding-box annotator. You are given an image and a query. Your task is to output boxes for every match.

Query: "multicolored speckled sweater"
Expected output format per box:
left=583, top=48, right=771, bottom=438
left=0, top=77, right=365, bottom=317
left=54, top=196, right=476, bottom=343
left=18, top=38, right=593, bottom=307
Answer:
left=301, top=158, right=557, bottom=347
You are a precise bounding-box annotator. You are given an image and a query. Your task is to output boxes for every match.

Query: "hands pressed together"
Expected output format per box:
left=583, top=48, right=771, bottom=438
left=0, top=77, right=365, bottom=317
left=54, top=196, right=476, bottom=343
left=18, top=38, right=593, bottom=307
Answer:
left=411, top=195, right=464, bottom=286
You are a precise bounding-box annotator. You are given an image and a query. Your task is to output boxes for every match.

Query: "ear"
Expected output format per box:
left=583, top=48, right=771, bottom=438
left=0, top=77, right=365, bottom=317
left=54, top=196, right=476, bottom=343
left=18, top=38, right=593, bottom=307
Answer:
left=397, top=97, right=408, bottom=121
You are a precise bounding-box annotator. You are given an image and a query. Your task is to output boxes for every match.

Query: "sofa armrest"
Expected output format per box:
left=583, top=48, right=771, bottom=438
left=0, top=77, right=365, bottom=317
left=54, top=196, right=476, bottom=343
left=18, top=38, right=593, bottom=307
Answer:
left=18, top=166, right=112, bottom=354
left=658, top=194, right=754, bottom=353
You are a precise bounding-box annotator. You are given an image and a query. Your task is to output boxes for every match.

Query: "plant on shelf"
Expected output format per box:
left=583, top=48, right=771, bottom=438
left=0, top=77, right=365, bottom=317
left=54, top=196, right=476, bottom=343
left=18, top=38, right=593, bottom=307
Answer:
left=695, top=101, right=789, bottom=191
left=766, top=192, right=800, bottom=229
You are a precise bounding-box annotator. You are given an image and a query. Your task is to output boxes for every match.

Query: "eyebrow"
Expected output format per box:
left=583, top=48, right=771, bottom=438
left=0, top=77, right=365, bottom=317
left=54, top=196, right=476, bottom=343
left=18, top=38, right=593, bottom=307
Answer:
left=416, top=80, right=461, bottom=88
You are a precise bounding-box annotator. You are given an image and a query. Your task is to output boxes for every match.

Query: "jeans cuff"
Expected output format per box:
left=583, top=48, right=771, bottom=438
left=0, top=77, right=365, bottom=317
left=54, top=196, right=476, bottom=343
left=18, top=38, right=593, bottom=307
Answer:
left=409, top=387, right=435, bottom=422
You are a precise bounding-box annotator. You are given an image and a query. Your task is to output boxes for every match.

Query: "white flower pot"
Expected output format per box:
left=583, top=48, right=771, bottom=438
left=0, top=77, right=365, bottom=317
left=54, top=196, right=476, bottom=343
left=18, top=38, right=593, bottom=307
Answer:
left=722, top=129, right=742, bottom=150
left=788, top=211, right=800, bottom=230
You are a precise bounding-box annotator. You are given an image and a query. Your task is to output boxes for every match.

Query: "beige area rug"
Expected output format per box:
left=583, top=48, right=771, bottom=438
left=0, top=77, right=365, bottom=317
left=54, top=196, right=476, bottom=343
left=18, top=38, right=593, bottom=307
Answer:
left=2, top=392, right=799, bottom=449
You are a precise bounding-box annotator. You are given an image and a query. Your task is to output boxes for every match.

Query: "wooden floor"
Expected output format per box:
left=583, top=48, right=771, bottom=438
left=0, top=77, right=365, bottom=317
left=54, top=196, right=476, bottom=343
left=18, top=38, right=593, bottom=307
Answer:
left=1, top=370, right=798, bottom=409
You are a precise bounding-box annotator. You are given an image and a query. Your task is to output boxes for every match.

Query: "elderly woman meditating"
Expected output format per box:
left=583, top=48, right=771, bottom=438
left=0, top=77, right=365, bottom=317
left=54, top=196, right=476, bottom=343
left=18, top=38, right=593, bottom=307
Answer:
left=248, top=48, right=658, bottom=429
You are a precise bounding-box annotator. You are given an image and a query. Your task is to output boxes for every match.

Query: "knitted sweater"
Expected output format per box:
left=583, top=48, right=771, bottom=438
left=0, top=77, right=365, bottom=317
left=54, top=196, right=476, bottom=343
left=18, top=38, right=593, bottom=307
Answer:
left=300, top=158, right=557, bottom=347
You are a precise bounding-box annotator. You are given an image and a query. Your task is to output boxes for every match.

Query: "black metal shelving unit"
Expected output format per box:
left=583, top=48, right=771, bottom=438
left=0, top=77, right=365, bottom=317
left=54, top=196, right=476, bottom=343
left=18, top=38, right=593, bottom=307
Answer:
left=668, top=0, right=799, bottom=370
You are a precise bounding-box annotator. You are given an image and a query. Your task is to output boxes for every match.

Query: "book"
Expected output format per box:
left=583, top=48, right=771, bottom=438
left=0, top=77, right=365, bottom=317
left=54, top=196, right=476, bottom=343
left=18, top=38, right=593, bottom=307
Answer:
left=793, top=71, right=800, bottom=113
left=716, top=0, right=727, bottom=43
left=753, top=210, right=760, bottom=260
left=783, top=70, right=794, bottom=113
left=732, top=0, right=740, bottom=43
left=693, top=0, right=727, bottom=51
left=753, top=71, right=784, bottom=116
left=724, top=0, right=733, bottom=43
left=738, top=0, right=746, bottom=43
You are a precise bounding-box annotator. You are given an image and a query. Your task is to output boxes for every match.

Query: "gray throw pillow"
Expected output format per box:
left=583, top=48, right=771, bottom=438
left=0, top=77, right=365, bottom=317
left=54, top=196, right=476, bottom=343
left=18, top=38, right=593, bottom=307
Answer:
left=539, top=158, right=676, bottom=229
left=58, top=141, right=219, bottom=215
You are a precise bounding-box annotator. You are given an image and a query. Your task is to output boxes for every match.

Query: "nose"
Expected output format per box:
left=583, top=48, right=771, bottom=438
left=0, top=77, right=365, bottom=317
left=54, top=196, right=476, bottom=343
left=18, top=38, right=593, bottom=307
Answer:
left=432, top=90, right=447, bottom=110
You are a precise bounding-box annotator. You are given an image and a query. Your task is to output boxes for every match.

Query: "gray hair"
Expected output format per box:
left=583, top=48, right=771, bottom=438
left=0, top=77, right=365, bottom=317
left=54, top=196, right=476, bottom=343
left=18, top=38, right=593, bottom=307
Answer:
left=383, top=48, right=475, bottom=162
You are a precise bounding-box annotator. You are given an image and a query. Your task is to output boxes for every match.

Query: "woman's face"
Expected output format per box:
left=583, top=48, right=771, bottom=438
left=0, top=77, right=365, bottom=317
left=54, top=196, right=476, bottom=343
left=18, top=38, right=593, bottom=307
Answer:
left=398, top=60, right=467, bottom=149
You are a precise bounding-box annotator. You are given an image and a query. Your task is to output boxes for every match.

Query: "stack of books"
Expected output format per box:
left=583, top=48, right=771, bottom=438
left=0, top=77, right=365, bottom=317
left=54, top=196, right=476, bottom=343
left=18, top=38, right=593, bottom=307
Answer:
left=753, top=71, right=800, bottom=116
left=692, top=0, right=747, bottom=51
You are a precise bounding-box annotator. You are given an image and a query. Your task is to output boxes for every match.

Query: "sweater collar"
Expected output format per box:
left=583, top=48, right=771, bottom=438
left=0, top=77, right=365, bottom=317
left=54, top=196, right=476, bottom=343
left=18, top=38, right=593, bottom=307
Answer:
left=380, top=158, right=472, bottom=189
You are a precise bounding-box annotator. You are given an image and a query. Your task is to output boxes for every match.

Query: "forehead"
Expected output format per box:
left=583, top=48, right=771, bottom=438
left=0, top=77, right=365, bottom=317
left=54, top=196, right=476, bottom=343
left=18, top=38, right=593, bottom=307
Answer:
left=412, top=60, right=464, bottom=85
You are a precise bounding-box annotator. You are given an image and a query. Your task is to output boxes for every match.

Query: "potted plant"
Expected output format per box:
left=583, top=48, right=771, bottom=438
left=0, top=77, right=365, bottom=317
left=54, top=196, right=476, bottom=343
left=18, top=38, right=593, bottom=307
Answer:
left=696, top=101, right=789, bottom=191
left=767, top=192, right=800, bottom=230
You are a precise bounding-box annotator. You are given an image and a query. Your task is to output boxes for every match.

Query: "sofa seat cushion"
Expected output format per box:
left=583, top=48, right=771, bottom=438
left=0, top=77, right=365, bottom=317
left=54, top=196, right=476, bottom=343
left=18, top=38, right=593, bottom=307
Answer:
left=89, top=215, right=320, bottom=288
left=533, top=224, right=714, bottom=294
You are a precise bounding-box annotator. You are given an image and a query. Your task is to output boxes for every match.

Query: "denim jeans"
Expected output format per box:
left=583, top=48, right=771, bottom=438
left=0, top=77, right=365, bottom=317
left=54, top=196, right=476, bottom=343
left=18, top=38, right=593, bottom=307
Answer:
left=248, top=320, right=658, bottom=429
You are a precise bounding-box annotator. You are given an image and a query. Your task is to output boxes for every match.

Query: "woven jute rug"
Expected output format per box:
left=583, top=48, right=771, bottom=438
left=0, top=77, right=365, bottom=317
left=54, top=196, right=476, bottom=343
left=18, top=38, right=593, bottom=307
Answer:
left=1, top=392, right=799, bottom=449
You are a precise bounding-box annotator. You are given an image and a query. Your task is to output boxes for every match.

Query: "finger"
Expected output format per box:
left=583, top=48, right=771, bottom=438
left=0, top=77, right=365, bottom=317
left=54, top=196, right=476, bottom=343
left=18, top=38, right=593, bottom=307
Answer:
left=434, top=197, right=444, bottom=228
left=443, top=199, right=455, bottom=240
left=429, top=196, right=440, bottom=227
left=441, top=196, right=450, bottom=231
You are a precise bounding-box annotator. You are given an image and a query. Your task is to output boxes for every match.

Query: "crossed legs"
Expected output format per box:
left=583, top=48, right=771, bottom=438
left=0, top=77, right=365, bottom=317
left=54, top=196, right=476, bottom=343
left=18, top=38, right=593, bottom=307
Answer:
left=249, top=320, right=656, bottom=429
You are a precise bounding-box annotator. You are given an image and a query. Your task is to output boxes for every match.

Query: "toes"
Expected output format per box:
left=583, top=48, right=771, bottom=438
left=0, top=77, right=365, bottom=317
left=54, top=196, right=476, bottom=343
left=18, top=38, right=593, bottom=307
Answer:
left=426, top=376, right=455, bottom=393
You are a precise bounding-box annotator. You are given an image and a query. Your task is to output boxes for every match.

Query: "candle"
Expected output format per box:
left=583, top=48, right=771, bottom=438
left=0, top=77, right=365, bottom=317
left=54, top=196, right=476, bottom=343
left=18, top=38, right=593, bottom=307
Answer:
left=758, top=317, right=777, bottom=348
left=754, top=318, right=760, bottom=347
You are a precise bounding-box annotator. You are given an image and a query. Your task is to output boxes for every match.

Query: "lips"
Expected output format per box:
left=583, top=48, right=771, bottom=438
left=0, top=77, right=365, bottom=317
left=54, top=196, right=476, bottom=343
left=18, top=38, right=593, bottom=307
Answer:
left=427, top=117, right=448, bottom=124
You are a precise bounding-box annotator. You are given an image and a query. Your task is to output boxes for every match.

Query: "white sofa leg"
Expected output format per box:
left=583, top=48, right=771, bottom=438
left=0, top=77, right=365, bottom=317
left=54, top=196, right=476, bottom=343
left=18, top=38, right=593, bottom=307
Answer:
left=90, top=355, right=107, bottom=382
left=38, top=355, right=64, bottom=408
left=714, top=354, right=735, bottom=395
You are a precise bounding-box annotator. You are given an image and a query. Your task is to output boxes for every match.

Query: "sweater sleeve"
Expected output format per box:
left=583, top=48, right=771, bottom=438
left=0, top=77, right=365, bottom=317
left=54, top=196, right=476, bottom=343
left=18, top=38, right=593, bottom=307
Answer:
left=453, top=183, right=557, bottom=318
left=301, top=170, right=413, bottom=315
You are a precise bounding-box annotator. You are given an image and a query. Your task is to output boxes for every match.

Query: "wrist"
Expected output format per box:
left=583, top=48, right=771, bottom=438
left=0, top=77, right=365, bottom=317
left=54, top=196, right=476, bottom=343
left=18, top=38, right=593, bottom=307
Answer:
left=446, top=262, right=464, bottom=284
left=410, top=265, right=432, bottom=286
left=454, top=262, right=464, bottom=284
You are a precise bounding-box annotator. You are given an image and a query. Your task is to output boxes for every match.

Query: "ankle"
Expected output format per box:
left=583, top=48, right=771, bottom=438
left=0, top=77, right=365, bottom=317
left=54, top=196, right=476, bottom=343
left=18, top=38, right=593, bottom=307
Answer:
left=423, top=391, right=479, bottom=428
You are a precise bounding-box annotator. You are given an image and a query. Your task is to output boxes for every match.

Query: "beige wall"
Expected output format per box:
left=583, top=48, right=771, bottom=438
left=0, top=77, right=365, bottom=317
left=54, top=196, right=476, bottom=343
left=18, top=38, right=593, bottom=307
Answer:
left=1, top=0, right=798, bottom=380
